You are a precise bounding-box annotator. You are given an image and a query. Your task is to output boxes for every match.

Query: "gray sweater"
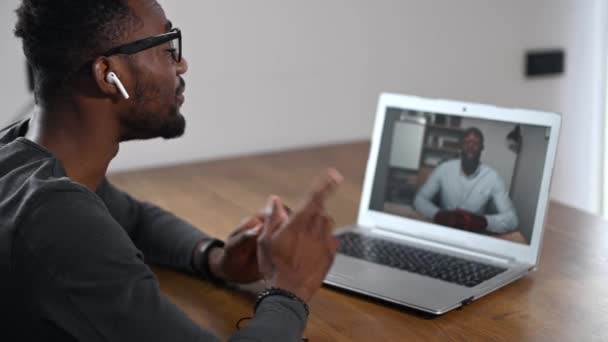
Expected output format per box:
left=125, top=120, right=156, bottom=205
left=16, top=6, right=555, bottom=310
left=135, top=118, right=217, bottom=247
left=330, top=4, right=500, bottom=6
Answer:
left=0, top=120, right=307, bottom=341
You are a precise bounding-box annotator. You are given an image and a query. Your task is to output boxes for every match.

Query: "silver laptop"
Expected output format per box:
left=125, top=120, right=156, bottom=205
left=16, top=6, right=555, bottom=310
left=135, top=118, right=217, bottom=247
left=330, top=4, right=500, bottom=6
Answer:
left=325, top=93, right=561, bottom=314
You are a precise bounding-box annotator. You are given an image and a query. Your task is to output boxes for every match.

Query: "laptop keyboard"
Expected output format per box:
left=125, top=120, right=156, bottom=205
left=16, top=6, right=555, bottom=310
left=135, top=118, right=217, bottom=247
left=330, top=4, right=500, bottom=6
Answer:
left=336, top=232, right=507, bottom=287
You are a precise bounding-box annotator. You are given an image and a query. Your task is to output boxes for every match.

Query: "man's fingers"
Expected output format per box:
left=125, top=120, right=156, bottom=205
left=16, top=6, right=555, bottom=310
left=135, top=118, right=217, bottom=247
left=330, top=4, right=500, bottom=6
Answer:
left=322, top=214, right=335, bottom=235
left=300, top=168, right=343, bottom=212
left=280, top=169, right=341, bottom=235
left=230, top=216, right=264, bottom=238
left=244, top=225, right=263, bottom=237
left=309, top=168, right=342, bottom=205
left=263, top=195, right=288, bottom=235
left=256, top=202, right=292, bottom=221
left=282, top=204, right=293, bottom=216
left=309, top=213, right=325, bottom=239
left=227, top=225, right=262, bottom=249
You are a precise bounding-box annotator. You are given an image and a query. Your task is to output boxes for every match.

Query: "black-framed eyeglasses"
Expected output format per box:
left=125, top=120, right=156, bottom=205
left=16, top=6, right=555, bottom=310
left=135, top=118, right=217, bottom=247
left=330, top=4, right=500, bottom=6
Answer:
left=102, top=28, right=182, bottom=63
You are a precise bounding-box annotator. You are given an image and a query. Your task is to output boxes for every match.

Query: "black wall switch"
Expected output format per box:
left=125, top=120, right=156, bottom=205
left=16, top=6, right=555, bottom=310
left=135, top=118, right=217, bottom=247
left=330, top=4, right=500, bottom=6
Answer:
left=525, top=49, right=565, bottom=77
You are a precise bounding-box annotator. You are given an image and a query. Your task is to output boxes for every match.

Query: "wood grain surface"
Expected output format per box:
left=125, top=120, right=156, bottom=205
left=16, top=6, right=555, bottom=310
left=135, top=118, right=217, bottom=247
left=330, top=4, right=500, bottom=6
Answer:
left=109, top=142, right=608, bottom=341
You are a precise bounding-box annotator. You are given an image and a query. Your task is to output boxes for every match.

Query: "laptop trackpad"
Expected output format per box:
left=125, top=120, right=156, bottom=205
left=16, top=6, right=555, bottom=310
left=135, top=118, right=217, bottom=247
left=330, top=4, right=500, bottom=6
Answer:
left=326, top=254, right=473, bottom=313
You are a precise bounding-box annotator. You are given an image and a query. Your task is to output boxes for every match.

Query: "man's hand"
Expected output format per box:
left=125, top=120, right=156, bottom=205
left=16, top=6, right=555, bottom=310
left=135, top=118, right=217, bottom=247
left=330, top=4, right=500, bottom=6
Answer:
left=434, top=209, right=487, bottom=232
left=433, top=210, right=458, bottom=227
left=257, top=169, right=342, bottom=302
left=454, top=209, right=487, bottom=231
left=206, top=215, right=264, bottom=284
left=205, top=200, right=294, bottom=284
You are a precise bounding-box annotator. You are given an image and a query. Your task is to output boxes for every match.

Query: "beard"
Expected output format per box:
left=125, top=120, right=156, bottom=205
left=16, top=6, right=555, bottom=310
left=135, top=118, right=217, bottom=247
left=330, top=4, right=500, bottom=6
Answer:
left=461, top=155, right=480, bottom=175
left=119, top=103, right=186, bottom=141
left=118, top=78, right=186, bottom=141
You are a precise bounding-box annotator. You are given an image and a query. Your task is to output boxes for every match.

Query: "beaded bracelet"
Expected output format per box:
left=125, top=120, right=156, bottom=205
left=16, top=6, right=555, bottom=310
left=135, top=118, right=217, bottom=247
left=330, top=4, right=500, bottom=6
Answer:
left=254, top=287, right=310, bottom=317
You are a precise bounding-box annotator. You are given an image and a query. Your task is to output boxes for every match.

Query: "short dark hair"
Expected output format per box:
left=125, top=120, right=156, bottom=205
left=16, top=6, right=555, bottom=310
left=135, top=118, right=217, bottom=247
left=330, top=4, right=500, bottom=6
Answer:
left=14, top=0, right=136, bottom=104
left=462, top=127, right=484, bottom=146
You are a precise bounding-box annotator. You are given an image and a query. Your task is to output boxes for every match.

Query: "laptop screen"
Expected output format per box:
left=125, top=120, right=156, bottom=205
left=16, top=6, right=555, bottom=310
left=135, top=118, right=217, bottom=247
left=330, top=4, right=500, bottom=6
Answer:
left=368, top=107, right=552, bottom=245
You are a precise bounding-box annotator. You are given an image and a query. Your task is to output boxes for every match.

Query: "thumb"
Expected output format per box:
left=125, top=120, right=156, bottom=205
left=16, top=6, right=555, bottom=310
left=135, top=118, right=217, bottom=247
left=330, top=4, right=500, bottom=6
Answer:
left=264, top=195, right=287, bottom=236
left=244, top=224, right=263, bottom=237
left=230, top=223, right=263, bottom=247
left=229, top=216, right=263, bottom=238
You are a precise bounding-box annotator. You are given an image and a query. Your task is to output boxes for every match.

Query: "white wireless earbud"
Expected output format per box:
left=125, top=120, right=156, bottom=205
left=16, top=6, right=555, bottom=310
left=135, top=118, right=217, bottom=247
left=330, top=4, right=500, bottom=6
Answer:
left=105, top=71, right=130, bottom=99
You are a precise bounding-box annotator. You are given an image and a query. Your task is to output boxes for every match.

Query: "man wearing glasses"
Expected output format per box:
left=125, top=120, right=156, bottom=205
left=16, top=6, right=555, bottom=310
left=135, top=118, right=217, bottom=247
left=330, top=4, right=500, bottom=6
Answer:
left=0, top=0, right=341, bottom=341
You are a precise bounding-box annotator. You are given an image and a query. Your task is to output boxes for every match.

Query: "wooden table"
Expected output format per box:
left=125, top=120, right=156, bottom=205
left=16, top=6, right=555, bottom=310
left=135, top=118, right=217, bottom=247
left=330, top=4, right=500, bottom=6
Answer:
left=109, top=142, right=608, bottom=341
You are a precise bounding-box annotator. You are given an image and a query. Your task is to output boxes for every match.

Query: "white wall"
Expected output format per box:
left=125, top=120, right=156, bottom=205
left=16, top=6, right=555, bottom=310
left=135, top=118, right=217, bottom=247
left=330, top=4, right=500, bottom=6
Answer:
left=0, top=0, right=605, bottom=215
left=0, top=0, right=30, bottom=124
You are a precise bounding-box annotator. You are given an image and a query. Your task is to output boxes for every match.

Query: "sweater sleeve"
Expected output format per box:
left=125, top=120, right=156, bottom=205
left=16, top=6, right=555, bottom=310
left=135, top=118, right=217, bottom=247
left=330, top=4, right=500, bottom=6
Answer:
left=17, top=188, right=309, bottom=341
left=230, top=296, right=308, bottom=342
left=15, top=189, right=221, bottom=342
left=97, top=179, right=213, bottom=273
left=17, top=188, right=310, bottom=341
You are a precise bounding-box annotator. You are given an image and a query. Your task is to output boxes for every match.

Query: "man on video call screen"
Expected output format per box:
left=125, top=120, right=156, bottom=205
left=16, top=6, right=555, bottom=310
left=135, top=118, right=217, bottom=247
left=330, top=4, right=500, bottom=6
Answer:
left=414, top=127, right=519, bottom=234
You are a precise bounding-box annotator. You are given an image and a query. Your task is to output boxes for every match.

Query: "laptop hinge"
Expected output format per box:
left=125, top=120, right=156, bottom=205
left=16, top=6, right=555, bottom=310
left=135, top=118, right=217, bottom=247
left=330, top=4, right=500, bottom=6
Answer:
left=368, top=226, right=517, bottom=265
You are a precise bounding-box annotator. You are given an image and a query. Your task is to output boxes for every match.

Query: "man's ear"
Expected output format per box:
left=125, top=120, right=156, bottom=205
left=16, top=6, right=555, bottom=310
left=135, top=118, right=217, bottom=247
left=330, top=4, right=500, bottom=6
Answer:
left=91, top=57, right=124, bottom=98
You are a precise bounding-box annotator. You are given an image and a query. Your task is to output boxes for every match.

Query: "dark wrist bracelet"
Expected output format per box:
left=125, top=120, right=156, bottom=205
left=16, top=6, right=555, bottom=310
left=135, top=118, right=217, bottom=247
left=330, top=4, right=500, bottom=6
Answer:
left=195, top=238, right=226, bottom=284
left=254, top=287, right=310, bottom=317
